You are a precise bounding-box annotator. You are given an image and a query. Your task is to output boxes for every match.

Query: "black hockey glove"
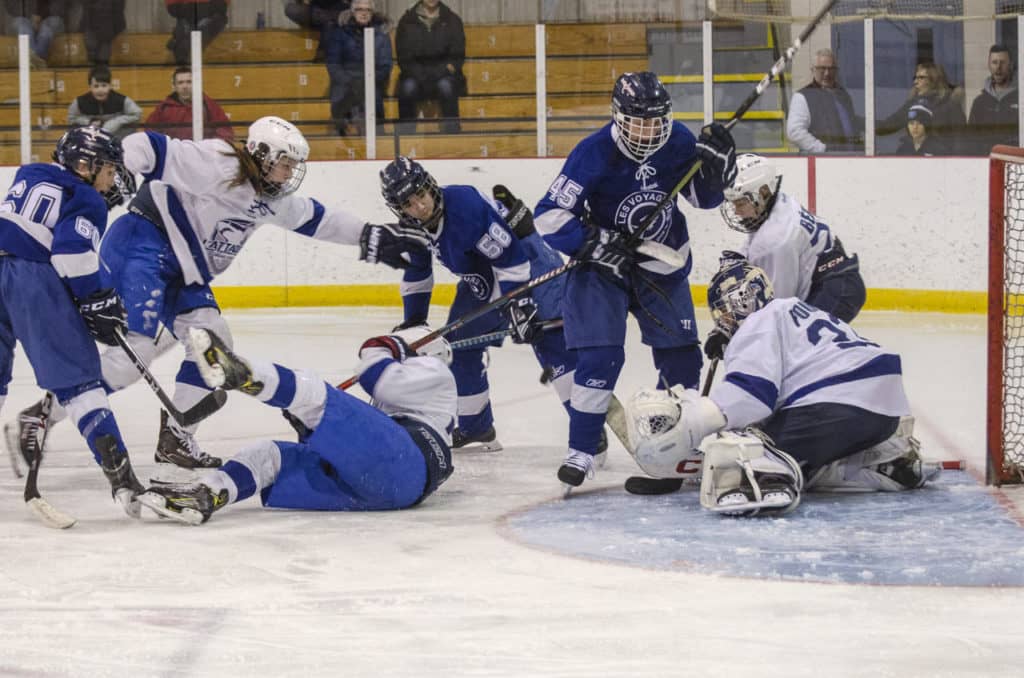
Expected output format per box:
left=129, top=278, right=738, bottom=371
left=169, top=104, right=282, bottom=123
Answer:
left=718, top=249, right=747, bottom=269
left=703, top=328, right=730, bottom=361
left=576, top=226, right=635, bottom=281
left=695, top=122, right=738, bottom=192
left=492, top=184, right=536, bottom=238
left=77, top=288, right=126, bottom=346
left=359, top=222, right=431, bottom=270
left=503, top=297, right=541, bottom=344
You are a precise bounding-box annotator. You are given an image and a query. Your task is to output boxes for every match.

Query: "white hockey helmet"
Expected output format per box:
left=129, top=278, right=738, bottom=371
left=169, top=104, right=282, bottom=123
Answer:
left=245, top=116, right=309, bottom=198
left=720, top=154, right=781, bottom=233
left=393, top=325, right=453, bottom=366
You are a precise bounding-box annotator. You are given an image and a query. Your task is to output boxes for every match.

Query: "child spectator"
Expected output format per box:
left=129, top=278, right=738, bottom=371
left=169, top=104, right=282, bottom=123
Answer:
left=4, top=0, right=65, bottom=66
left=895, top=102, right=948, bottom=156
left=324, top=0, right=392, bottom=136
left=145, top=66, right=234, bottom=141
left=66, top=65, right=141, bottom=139
left=877, top=61, right=966, bottom=152
left=165, top=0, right=229, bottom=66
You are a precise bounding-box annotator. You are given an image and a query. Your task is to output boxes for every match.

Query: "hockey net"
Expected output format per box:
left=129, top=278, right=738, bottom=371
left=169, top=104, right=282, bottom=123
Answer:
left=989, top=146, right=1024, bottom=485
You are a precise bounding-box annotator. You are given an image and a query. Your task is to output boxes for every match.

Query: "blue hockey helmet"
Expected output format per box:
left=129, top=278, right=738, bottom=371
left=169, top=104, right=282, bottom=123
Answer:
left=707, top=261, right=774, bottom=337
left=53, top=126, right=136, bottom=209
left=380, top=156, right=443, bottom=232
left=611, top=71, right=673, bottom=162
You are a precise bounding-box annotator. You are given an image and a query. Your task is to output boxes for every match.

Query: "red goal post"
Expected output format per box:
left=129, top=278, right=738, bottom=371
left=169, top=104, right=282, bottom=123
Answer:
left=989, top=145, right=1024, bottom=485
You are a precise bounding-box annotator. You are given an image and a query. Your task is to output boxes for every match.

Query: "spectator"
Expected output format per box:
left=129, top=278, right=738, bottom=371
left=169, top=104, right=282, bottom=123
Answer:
left=787, top=48, right=862, bottom=154
left=877, top=61, right=966, bottom=152
left=967, top=44, right=1020, bottom=155
left=66, top=65, right=141, bottom=139
left=4, top=0, right=65, bottom=66
left=165, top=0, right=229, bottom=65
left=284, top=0, right=349, bottom=62
left=894, top=102, right=948, bottom=156
left=325, top=0, right=392, bottom=136
left=145, top=66, right=234, bottom=141
left=395, top=0, right=465, bottom=134
left=80, top=0, right=126, bottom=65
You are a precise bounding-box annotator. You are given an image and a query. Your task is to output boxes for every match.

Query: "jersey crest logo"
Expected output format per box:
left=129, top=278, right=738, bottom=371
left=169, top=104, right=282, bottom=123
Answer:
left=635, top=163, right=658, bottom=190
left=614, top=190, right=673, bottom=243
left=460, top=273, right=491, bottom=300
left=205, top=218, right=254, bottom=261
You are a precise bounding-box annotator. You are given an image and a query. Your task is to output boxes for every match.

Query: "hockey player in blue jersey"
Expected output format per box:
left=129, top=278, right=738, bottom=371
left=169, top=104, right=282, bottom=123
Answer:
left=7, top=116, right=419, bottom=471
left=704, top=153, right=866, bottom=362
left=0, top=127, right=145, bottom=516
left=137, top=325, right=456, bottom=524
left=533, top=71, right=737, bottom=488
left=626, top=261, right=939, bottom=517
left=371, top=157, right=579, bottom=453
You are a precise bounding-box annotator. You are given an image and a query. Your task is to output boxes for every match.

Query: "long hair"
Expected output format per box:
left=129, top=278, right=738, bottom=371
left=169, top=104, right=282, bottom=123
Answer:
left=221, top=140, right=261, bottom=192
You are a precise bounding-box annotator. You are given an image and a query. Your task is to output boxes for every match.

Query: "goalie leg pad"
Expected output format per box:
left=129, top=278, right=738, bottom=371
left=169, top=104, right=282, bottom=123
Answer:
left=699, top=430, right=803, bottom=516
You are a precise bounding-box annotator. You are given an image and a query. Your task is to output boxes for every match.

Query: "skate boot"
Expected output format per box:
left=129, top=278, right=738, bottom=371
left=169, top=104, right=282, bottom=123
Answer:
left=188, top=328, right=263, bottom=394
left=96, top=434, right=144, bottom=518
left=558, top=449, right=597, bottom=493
left=874, top=449, right=941, bottom=490
left=451, top=425, right=503, bottom=452
left=139, top=482, right=228, bottom=525
left=154, top=409, right=222, bottom=469
left=4, top=395, right=51, bottom=477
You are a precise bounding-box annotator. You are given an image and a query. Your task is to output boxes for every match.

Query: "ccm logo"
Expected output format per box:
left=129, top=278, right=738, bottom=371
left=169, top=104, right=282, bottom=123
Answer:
left=585, top=378, right=607, bottom=388
left=675, top=458, right=702, bottom=474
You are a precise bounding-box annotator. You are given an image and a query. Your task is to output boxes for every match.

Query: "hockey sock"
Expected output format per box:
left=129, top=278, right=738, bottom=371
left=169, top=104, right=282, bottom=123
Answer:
left=59, top=386, right=129, bottom=465
left=569, top=346, right=624, bottom=454
left=215, top=440, right=283, bottom=503
left=652, top=345, right=702, bottom=390
left=451, top=349, right=493, bottom=434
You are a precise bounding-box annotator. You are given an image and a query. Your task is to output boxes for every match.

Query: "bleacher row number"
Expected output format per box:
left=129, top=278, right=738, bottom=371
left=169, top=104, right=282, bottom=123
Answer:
left=36, top=116, right=53, bottom=128
left=234, top=76, right=242, bottom=87
left=233, top=40, right=244, bottom=52
left=305, top=39, right=314, bottom=50
left=120, top=43, right=129, bottom=55
left=50, top=79, right=64, bottom=92
left=290, top=112, right=299, bottom=121
left=299, top=74, right=308, bottom=87
left=487, top=35, right=497, bottom=48
left=480, top=72, right=490, bottom=82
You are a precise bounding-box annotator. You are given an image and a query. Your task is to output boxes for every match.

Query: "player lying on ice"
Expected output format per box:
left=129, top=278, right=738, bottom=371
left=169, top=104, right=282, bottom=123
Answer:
left=138, top=325, right=456, bottom=524
left=625, top=260, right=941, bottom=517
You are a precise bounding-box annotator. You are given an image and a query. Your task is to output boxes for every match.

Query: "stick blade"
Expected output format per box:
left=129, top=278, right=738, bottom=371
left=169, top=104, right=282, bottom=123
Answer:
left=178, top=389, right=229, bottom=427
left=624, top=476, right=685, bottom=496
left=26, top=497, right=77, bottom=529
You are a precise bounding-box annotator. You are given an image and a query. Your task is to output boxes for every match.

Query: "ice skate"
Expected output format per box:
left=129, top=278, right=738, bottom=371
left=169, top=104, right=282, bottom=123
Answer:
left=139, top=482, right=228, bottom=525
left=558, top=449, right=597, bottom=496
left=154, top=409, right=222, bottom=469
left=96, top=434, right=144, bottom=518
left=4, top=396, right=51, bottom=477
left=188, top=327, right=263, bottom=394
left=452, top=425, right=503, bottom=452
left=874, top=448, right=941, bottom=490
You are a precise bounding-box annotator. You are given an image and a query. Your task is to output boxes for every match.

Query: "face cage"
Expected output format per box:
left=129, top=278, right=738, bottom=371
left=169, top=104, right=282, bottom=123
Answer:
left=613, top=111, right=672, bottom=162
left=252, top=144, right=307, bottom=198
left=720, top=175, right=781, bottom=233
left=711, top=283, right=763, bottom=336
left=101, top=163, right=137, bottom=209
left=387, top=180, right=443, bottom=233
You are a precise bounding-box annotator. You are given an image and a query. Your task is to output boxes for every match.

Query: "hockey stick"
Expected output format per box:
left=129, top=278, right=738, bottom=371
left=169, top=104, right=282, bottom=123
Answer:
left=447, top=319, right=564, bottom=350
left=113, top=330, right=228, bottom=427
left=23, top=393, right=77, bottom=529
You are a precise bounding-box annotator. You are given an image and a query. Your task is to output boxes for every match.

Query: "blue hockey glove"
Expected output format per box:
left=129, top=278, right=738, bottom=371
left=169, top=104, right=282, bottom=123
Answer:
left=575, top=226, right=635, bottom=280
left=492, top=184, right=536, bottom=238
left=77, top=288, right=126, bottom=346
left=695, top=122, right=738, bottom=192
left=503, top=297, right=541, bottom=344
left=359, top=222, right=431, bottom=270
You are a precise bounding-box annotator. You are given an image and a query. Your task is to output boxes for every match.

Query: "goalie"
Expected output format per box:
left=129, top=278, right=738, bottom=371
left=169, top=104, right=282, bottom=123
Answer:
left=625, top=261, right=939, bottom=516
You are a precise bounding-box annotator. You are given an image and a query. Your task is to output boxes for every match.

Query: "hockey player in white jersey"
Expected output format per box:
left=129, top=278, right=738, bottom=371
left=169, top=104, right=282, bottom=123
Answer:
left=626, top=261, right=938, bottom=517
left=138, top=326, right=456, bottom=524
left=7, top=116, right=424, bottom=470
left=705, top=154, right=865, bottom=362
left=0, top=127, right=145, bottom=516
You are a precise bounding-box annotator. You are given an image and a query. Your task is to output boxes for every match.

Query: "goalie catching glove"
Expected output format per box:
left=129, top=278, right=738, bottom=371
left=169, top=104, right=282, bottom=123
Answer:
left=626, top=385, right=725, bottom=478
left=359, top=222, right=431, bottom=270
left=77, top=288, right=127, bottom=346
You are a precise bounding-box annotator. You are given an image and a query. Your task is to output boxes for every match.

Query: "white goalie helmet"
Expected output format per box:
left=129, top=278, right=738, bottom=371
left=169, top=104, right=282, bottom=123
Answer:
left=720, top=153, right=781, bottom=233
left=245, top=116, right=310, bottom=198
left=392, top=325, right=453, bottom=366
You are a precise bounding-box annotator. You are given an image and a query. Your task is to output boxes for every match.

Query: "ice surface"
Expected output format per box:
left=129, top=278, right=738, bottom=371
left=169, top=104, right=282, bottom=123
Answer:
left=1, top=307, right=1022, bottom=678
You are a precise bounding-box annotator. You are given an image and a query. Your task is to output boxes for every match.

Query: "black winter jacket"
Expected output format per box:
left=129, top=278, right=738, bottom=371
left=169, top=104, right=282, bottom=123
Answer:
left=395, top=1, right=466, bottom=95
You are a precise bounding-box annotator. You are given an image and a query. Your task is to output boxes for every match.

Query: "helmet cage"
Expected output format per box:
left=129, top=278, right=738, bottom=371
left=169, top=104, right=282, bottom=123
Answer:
left=721, top=155, right=782, bottom=233
left=708, top=262, right=774, bottom=337
left=248, top=142, right=307, bottom=198
left=53, top=127, right=135, bottom=209
left=380, top=157, right=443, bottom=232
left=611, top=72, right=673, bottom=163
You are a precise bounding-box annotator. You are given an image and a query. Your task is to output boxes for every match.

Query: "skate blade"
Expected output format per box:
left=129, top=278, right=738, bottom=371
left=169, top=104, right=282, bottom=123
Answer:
left=138, top=492, right=205, bottom=526
left=457, top=440, right=504, bottom=453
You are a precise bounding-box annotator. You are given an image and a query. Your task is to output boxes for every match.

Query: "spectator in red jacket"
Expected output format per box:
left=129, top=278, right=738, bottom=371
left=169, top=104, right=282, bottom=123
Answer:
left=144, top=67, right=234, bottom=140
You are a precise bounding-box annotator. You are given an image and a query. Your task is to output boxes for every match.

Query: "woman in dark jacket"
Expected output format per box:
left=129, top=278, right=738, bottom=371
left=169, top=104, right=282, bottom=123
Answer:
left=324, top=0, right=393, bottom=136
left=395, top=0, right=466, bottom=133
left=878, top=61, right=966, bottom=152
